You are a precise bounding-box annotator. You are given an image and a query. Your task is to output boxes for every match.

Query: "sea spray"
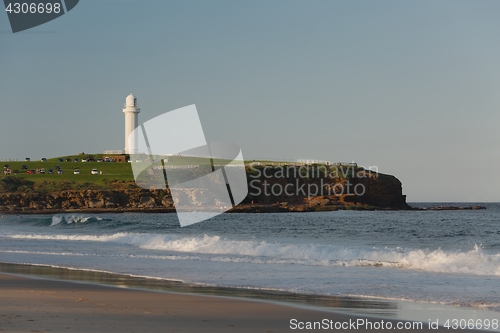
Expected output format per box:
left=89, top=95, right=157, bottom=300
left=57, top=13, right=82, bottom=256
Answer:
left=5, top=232, right=500, bottom=276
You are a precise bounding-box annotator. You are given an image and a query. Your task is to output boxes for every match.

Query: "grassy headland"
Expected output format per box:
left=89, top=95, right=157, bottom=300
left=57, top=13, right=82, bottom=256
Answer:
left=0, top=154, right=244, bottom=192
left=0, top=154, right=411, bottom=213
left=1, top=155, right=135, bottom=193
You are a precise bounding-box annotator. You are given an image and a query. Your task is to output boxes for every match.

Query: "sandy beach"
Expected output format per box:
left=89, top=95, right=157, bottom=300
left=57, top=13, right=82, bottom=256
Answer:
left=1, top=272, right=487, bottom=333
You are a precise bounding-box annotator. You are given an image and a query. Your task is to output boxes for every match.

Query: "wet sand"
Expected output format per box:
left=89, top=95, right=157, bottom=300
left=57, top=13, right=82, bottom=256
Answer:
left=0, top=272, right=487, bottom=333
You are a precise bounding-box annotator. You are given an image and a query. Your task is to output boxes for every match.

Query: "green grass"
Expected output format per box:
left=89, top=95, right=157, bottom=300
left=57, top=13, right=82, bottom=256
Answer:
left=1, top=154, right=341, bottom=193
left=0, top=154, right=246, bottom=193
left=1, top=155, right=136, bottom=192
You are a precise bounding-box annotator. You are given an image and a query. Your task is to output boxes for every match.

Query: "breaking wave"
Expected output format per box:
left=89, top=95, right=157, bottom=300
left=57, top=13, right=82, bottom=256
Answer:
left=5, top=233, right=500, bottom=276
left=51, top=215, right=101, bottom=226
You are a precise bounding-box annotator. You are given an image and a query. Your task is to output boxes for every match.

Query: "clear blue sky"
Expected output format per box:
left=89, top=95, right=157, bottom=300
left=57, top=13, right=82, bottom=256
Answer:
left=1, top=0, right=500, bottom=202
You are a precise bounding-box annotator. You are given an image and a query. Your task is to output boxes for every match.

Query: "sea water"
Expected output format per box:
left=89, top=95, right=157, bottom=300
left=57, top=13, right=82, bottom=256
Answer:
left=1, top=203, right=499, bottom=321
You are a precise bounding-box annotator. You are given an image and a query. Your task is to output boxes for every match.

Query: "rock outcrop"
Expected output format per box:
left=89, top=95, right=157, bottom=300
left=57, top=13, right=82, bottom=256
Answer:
left=244, top=165, right=410, bottom=210
left=0, top=189, right=170, bottom=212
left=0, top=165, right=411, bottom=213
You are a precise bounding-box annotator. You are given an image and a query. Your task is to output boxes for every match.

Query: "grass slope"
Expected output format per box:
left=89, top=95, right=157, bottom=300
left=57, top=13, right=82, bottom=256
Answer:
left=1, top=154, right=336, bottom=194
left=0, top=154, right=245, bottom=193
left=1, top=155, right=135, bottom=192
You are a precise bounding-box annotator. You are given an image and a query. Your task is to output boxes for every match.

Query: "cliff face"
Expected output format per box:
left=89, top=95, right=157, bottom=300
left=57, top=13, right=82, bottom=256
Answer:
left=350, top=173, right=409, bottom=209
left=0, top=189, right=174, bottom=212
left=244, top=166, right=409, bottom=210
left=0, top=166, right=410, bottom=213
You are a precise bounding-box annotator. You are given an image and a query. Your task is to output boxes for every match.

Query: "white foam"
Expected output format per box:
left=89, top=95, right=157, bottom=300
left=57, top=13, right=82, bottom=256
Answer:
left=51, top=215, right=98, bottom=226
left=4, top=232, right=500, bottom=277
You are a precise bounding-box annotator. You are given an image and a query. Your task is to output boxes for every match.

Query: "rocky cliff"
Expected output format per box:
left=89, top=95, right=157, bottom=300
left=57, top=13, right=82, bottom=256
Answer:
left=244, top=165, right=410, bottom=211
left=0, top=165, right=411, bottom=213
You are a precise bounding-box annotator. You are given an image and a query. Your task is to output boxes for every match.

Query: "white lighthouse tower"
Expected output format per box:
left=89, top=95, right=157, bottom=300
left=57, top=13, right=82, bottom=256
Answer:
left=123, top=93, right=141, bottom=154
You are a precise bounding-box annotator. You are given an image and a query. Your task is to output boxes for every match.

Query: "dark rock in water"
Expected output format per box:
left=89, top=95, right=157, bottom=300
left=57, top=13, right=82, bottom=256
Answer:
left=428, top=206, right=459, bottom=210
left=425, top=206, right=486, bottom=211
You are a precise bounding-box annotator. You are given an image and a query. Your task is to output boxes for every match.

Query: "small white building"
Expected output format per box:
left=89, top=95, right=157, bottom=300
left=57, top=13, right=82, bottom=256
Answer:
left=123, top=93, right=141, bottom=154
left=297, top=159, right=332, bottom=165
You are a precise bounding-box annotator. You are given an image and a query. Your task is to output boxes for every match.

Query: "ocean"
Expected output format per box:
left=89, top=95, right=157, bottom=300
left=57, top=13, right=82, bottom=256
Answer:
left=1, top=203, right=499, bottom=324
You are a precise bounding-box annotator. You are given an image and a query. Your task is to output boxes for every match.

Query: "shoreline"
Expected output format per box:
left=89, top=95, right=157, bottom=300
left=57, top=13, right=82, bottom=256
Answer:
left=0, top=205, right=404, bottom=215
left=0, top=272, right=428, bottom=333
left=1, top=262, right=498, bottom=332
left=0, top=262, right=398, bottom=315
left=0, top=204, right=487, bottom=215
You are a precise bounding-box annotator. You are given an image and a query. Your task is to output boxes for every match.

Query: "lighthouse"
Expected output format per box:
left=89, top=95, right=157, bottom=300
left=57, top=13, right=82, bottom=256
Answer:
left=123, top=93, right=140, bottom=154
